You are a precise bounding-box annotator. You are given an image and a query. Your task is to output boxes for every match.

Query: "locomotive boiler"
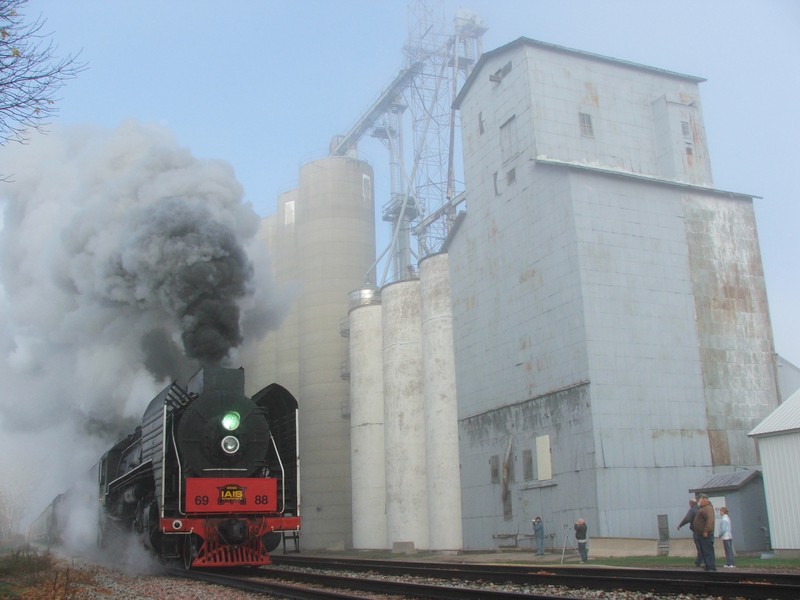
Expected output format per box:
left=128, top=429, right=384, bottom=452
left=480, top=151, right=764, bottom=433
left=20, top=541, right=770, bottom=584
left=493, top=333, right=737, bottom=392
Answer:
left=97, top=367, right=300, bottom=568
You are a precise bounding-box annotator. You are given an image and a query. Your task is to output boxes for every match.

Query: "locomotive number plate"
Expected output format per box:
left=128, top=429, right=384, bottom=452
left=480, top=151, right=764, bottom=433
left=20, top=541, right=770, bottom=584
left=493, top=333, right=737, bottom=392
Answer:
left=185, top=477, right=278, bottom=513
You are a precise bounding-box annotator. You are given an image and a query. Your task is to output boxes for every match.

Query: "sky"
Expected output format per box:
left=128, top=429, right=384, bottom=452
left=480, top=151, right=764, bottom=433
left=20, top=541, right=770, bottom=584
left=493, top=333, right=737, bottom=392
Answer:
left=0, top=0, right=798, bottom=532
left=26, top=0, right=797, bottom=363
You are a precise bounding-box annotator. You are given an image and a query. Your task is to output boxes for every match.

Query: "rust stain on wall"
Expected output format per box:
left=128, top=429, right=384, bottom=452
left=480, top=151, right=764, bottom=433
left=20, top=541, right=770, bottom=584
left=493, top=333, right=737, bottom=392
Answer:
left=518, top=266, right=537, bottom=284
left=583, top=81, right=599, bottom=107
left=707, top=429, right=730, bottom=466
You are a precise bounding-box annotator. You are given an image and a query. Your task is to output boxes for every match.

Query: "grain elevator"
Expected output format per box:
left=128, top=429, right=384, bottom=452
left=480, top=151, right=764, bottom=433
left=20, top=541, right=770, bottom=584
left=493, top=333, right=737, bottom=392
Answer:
left=449, top=38, right=779, bottom=548
left=248, top=34, right=780, bottom=552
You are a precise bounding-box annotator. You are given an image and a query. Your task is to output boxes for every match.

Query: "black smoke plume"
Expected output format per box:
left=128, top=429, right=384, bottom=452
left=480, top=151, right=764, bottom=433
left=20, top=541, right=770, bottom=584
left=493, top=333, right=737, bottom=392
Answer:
left=0, top=122, right=285, bottom=512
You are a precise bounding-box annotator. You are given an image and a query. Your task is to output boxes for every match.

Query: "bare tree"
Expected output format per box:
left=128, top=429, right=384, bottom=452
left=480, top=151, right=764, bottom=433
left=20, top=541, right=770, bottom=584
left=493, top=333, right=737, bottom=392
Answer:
left=0, top=0, right=85, bottom=145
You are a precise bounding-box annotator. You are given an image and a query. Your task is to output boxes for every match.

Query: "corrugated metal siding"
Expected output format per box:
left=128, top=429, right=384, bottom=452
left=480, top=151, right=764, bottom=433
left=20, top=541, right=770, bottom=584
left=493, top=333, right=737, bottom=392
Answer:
left=749, top=388, right=800, bottom=437
left=758, top=432, right=800, bottom=550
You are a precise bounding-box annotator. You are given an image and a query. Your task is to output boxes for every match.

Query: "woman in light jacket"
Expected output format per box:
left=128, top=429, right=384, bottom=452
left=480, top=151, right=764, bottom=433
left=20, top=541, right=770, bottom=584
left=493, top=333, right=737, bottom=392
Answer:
left=719, top=507, right=735, bottom=568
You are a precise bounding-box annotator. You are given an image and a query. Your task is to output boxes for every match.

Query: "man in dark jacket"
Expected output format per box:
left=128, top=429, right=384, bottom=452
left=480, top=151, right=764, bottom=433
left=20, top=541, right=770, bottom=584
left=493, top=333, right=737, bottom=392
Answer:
left=677, top=498, right=703, bottom=567
left=692, top=494, right=716, bottom=571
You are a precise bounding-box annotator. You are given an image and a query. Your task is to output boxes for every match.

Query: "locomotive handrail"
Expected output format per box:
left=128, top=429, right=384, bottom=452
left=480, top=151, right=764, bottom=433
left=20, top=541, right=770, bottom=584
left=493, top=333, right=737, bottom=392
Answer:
left=269, top=431, right=287, bottom=515
left=200, top=467, right=249, bottom=471
left=171, top=418, right=185, bottom=516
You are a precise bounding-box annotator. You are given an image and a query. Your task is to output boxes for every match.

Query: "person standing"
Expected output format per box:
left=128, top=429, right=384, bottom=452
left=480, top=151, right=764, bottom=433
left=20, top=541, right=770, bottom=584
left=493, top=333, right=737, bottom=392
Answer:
left=719, top=507, right=735, bottom=568
left=692, top=494, right=716, bottom=571
left=677, top=498, right=703, bottom=568
left=532, top=517, right=545, bottom=556
left=574, top=518, right=588, bottom=563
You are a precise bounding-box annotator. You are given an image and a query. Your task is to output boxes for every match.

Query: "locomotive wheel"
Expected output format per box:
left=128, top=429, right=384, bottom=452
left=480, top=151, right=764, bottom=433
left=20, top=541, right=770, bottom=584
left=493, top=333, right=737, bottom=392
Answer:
left=262, top=531, right=281, bottom=552
left=183, top=534, right=199, bottom=570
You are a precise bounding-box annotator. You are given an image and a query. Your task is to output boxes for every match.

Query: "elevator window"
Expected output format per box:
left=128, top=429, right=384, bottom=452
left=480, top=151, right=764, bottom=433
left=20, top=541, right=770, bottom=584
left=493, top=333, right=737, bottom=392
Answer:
left=579, top=112, right=594, bottom=138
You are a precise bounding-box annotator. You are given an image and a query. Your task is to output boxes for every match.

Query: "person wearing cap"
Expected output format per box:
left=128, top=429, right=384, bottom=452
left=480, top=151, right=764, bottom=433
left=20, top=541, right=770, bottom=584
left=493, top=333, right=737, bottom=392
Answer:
left=532, top=517, right=545, bottom=556
left=574, top=518, right=588, bottom=563
left=677, top=498, right=704, bottom=568
left=692, top=494, right=716, bottom=571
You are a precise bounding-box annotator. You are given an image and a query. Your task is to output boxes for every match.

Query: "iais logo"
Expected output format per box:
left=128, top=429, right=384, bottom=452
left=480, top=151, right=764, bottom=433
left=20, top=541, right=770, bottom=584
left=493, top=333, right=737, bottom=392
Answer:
left=217, top=483, right=247, bottom=505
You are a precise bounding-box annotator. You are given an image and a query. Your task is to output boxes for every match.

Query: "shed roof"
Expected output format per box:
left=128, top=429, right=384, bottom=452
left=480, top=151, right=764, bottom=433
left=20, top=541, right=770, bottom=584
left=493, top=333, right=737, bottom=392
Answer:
left=690, top=469, right=762, bottom=494
left=749, top=387, right=800, bottom=437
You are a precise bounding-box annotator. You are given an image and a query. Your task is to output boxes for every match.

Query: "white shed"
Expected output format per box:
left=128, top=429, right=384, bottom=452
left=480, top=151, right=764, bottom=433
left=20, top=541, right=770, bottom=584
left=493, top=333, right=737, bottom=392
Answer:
left=749, top=388, right=800, bottom=553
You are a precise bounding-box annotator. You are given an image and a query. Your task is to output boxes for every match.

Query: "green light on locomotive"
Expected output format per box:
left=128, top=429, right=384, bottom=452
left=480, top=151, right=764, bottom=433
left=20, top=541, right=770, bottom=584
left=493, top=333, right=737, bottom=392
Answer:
left=221, top=411, right=241, bottom=431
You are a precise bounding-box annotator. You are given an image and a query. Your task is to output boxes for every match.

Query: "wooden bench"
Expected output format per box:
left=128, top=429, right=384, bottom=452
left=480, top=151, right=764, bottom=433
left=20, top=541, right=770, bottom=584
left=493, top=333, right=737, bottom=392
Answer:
left=492, top=532, right=520, bottom=548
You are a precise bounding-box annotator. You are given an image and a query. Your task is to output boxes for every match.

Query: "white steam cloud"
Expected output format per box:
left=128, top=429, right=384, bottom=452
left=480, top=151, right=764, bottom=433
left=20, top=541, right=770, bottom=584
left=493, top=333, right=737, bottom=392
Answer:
left=0, top=121, right=286, bottom=539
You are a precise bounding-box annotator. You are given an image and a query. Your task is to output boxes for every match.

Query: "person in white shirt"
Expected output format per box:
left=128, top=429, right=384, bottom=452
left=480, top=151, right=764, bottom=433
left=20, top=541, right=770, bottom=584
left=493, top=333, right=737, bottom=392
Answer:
left=719, top=507, right=735, bottom=568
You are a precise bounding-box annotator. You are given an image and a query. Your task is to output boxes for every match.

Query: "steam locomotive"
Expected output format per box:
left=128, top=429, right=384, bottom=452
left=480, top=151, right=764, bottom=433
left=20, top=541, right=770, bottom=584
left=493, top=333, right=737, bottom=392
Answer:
left=32, top=367, right=301, bottom=568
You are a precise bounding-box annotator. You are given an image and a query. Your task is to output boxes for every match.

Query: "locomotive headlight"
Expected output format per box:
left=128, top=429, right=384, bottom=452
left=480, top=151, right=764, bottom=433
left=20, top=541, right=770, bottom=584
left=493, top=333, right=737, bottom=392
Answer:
left=221, top=411, right=241, bottom=431
left=221, top=435, right=240, bottom=454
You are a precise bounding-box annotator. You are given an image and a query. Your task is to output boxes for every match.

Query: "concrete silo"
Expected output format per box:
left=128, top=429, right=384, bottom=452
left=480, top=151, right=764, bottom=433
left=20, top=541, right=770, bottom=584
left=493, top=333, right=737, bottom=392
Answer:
left=419, top=253, right=462, bottom=551
left=272, top=189, right=301, bottom=394
left=296, top=156, right=375, bottom=549
left=245, top=190, right=300, bottom=396
left=382, top=278, right=429, bottom=550
left=348, top=288, right=387, bottom=549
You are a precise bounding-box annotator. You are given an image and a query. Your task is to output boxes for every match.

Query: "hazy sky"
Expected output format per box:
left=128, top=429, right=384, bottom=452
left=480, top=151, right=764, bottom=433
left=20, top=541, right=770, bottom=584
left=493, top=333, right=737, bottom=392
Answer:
left=23, top=0, right=800, bottom=365
left=0, top=0, right=797, bottom=536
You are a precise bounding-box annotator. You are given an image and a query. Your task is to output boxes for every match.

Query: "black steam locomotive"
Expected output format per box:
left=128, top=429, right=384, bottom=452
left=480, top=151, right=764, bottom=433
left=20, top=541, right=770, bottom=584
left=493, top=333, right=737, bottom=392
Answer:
left=98, top=367, right=300, bottom=567
left=32, top=367, right=300, bottom=568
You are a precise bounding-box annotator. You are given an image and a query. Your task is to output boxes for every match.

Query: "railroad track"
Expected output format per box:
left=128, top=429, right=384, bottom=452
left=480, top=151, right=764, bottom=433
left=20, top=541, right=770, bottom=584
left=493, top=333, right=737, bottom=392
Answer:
left=172, top=567, right=371, bottom=600
left=169, top=555, right=800, bottom=599
left=266, top=554, right=800, bottom=599
left=173, top=565, right=616, bottom=600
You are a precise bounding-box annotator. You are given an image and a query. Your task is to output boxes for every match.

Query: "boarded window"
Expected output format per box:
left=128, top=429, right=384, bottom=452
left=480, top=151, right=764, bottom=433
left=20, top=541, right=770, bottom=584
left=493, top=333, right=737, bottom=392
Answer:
left=579, top=112, right=594, bottom=137
left=522, top=449, right=534, bottom=480
left=500, top=115, right=518, bottom=163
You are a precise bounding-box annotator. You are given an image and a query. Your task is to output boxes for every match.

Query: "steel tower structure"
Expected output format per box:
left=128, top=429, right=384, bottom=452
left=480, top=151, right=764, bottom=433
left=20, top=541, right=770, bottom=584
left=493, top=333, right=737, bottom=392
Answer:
left=331, top=1, right=485, bottom=285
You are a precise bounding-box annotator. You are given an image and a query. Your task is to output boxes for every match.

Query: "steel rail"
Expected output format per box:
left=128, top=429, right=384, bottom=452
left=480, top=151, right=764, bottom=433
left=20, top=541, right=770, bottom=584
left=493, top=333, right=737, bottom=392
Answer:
left=170, top=568, right=364, bottom=600
left=270, top=555, right=800, bottom=600
left=173, top=566, right=596, bottom=600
